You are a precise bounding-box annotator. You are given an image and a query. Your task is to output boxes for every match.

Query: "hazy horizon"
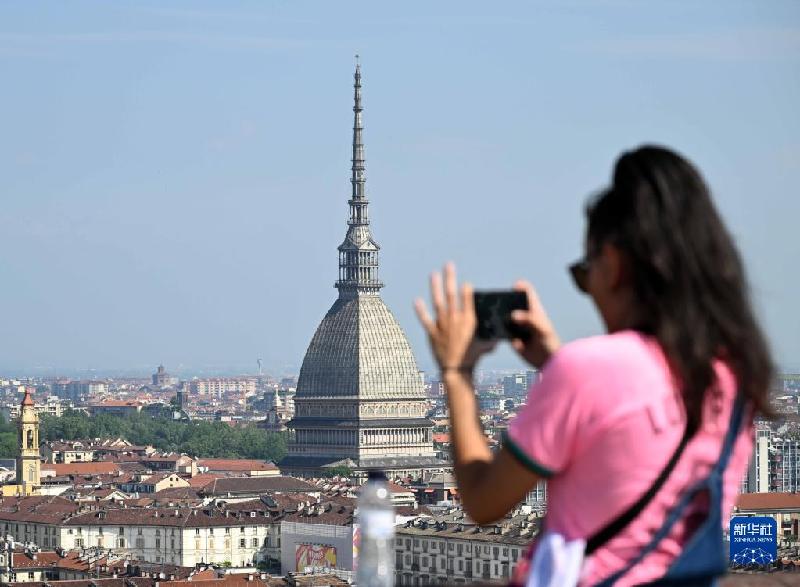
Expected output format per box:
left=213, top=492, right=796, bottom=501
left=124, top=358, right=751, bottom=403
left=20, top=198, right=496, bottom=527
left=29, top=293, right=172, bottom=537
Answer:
left=2, top=1, right=798, bottom=376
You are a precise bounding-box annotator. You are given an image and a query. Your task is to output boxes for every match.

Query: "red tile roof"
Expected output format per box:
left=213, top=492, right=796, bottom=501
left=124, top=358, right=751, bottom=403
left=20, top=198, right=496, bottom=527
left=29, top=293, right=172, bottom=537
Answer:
left=41, top=462, right=121, bottom=476
left=188, top=473, right=223, bottom=488
left=201, top=476, right=317, bottom=496
left=199, top=459, right=278, bottom=473
left=736, top=492, right=800, bottom=511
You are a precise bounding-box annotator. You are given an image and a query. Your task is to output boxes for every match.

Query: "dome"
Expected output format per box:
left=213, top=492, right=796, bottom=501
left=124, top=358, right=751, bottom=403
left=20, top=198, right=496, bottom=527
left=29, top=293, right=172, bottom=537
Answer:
left=296, top=294, right=425, bottom=400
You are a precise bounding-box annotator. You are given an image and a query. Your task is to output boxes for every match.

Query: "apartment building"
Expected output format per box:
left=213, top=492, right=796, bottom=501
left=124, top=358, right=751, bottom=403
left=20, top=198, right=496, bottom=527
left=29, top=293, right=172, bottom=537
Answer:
left=2, top=396, right=70, bottom=421
left=394, top=519, right=532, bottom=584
left=0, top=494, right=352, bottom=570
left=40, top=440, right=95, bottom=464
left=189, top=378, right=256, bottom=397
left=743, top=426, right=800, bottom=493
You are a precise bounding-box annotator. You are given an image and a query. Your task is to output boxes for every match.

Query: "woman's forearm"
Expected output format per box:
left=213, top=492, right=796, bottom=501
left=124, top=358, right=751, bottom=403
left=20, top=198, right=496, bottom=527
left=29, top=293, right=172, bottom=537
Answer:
left=443, top=370, right=493, bottom=516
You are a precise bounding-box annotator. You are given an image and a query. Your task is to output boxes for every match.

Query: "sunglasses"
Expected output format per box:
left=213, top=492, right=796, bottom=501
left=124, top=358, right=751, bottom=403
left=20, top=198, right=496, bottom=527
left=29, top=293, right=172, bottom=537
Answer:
left=569, top=257, right=591, bottom=294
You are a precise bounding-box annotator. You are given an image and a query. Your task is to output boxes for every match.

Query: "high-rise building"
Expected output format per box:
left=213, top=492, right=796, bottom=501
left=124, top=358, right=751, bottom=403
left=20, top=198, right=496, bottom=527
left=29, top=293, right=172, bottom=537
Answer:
left=502, top=373, right=527, bottom=398
left=744, top=427, right=771, bottom=493
left=280, top=62, right=441, bottom=479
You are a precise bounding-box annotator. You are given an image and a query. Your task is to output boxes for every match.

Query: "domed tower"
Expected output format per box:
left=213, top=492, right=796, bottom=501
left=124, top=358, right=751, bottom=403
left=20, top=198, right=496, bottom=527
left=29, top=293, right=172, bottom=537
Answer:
left=280, top=61, right=440, bottom=479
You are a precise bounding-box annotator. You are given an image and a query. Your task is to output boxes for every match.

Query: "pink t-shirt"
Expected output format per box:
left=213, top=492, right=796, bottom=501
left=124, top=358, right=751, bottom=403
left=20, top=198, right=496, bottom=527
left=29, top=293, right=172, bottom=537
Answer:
left=505, top=330, right=753, bottom=586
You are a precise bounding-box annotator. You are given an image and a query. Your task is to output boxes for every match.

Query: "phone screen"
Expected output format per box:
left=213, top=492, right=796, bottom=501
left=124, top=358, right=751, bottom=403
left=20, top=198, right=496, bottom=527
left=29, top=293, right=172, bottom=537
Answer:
left=473, top=290, right=529, bottom=340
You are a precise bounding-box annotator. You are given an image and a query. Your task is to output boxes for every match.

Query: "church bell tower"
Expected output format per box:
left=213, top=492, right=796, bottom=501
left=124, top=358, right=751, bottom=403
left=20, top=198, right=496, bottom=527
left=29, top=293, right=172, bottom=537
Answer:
left=16, top=389, right=40, bottom=495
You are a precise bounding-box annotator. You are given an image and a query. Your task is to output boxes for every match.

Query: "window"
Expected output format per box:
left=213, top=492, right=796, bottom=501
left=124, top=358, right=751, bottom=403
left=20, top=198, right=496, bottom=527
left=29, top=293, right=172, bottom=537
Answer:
left=171, top=539, right=175, bottom=549
left=225, top=527, right=230, bottom=534
left=196, top=528, right=200, bottom=535
left=156, top=528, right=161, bottom=535
left=136, top=538, right=145, bottom=549
left=118, top=538, right=126, bottom=548
left=137, top=528, right=143, bottom=535
left=28, top=572, right=34, bottom=579
left=99, top=527, right=104, bottom=535
left=240, top=538, right=246, bottom=548
left=503, top=547, right=508, bottom=557
left=119, top=527, right=124, bottom=534
left=156, top=538, right=161, bottom=548
left=240, top=526, right=245, bottom=533
left=75, top=538, right=84, bottom=548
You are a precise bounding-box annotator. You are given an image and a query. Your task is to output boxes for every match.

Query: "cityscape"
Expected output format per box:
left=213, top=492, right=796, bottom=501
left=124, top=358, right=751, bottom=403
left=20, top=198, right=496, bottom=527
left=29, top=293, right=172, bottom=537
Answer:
left=1, top=63, right=799, bottom=582
left=0, top=63, right=550, bottom=583
left=2, top=2, right=798, bottom=586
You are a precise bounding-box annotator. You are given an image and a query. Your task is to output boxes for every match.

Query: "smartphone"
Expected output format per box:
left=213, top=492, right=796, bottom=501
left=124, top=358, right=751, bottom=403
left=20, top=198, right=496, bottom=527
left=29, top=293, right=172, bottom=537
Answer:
left=473, top=290, right=530, bottom=341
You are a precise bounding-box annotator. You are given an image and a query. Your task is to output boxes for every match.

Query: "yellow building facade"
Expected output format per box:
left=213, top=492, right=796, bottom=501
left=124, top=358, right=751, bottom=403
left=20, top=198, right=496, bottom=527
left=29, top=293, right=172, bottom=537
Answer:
left=2, top=389, right=41, bottom=496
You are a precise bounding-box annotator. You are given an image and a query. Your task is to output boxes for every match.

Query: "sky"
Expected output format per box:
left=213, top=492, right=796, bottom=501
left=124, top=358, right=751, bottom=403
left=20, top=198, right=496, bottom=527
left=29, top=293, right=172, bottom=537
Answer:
left=0, top=1, right=798, bottom=377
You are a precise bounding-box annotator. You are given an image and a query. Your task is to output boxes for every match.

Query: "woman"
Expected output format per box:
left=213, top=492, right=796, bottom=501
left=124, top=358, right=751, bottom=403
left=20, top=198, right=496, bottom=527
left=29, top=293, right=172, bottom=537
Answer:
left=415, top=145, right=773, bottom=586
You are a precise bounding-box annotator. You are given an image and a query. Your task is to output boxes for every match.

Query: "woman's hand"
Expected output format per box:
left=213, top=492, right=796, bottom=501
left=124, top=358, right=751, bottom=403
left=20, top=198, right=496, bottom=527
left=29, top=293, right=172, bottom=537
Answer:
left=415, top=263, right=495, bottom=372
left=510, top=280, right=561, bottom=369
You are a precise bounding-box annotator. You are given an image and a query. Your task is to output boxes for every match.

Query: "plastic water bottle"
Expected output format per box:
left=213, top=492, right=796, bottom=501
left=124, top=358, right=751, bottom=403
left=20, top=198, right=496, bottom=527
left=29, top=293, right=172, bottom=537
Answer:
left=356, top=470, right=395, bottom=587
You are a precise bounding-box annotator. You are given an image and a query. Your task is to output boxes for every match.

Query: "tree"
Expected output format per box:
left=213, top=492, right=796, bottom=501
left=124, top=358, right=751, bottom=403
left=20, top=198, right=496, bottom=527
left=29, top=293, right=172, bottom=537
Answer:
left=321, top=465, right=353, bottom=478
left=37, top=410, right=287, bottom=462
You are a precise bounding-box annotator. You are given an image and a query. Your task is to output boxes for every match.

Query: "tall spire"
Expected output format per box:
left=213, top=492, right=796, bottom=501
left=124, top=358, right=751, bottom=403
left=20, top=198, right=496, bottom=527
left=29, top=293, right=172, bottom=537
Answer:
left=351, top=55, right=366, bottom=210
left=336, top=58, right=383, bottom=296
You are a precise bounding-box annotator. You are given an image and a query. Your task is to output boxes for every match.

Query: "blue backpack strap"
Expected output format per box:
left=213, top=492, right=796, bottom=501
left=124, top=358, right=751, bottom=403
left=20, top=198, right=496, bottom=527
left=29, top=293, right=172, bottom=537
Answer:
left=594, top=393, right=746, bottom=587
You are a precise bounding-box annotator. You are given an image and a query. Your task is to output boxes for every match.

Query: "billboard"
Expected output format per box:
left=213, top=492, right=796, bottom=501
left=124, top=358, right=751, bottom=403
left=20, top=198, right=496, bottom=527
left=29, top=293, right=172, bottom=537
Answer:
left=295, top=543, right=337, bottom=572
left=730, top=516, right=778, bottom=566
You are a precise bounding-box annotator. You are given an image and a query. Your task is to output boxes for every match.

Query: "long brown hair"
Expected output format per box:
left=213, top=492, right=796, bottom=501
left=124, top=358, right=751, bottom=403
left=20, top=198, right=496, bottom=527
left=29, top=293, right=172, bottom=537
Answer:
left=587, top=145, right=773, bottom=429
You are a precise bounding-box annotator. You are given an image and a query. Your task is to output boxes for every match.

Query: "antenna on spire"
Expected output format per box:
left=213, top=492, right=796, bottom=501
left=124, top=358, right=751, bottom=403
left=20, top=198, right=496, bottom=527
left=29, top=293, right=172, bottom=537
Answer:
left=354, top=53, right=360, bottom=67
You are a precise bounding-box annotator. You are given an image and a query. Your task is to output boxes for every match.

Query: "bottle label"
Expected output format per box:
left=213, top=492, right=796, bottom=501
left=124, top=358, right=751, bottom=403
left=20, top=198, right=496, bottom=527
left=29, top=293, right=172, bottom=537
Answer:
left=361, top=510, right=395, bottom=540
